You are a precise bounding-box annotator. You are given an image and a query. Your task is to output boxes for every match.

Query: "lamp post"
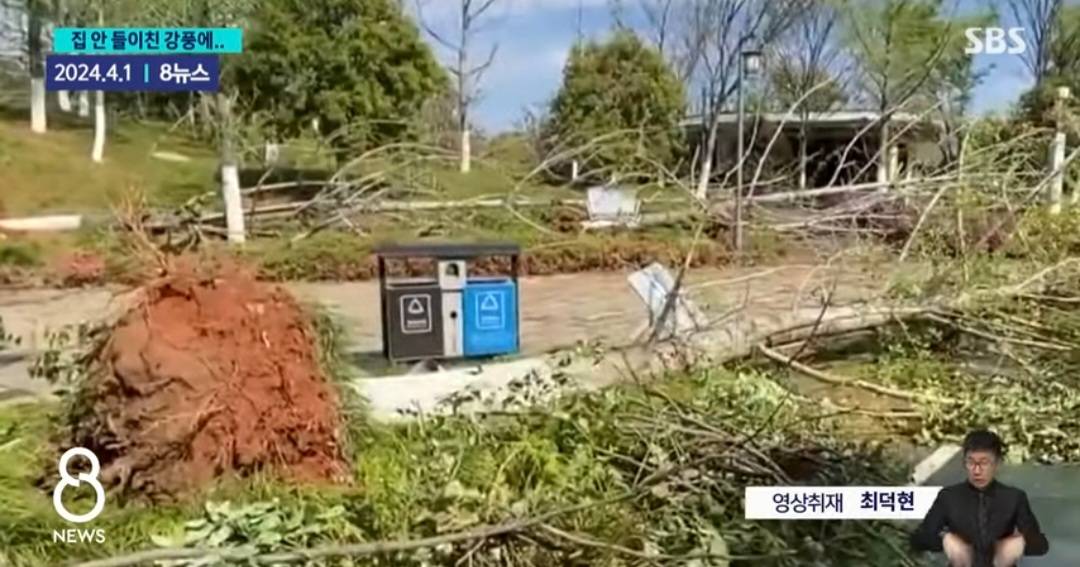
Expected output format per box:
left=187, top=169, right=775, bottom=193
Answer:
left=734, top=41, right=763, bottom=253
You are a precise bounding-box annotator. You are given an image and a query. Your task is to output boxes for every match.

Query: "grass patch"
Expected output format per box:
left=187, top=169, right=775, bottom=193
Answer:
left=425, top=162, right=578, bottom=201
left=242, top=227, right=735, bottom=282
left=0, top=240, right=43, bottom=267
left=38, top=222, right=742, bottom=286
left=0, top=117, right=218, bottom=215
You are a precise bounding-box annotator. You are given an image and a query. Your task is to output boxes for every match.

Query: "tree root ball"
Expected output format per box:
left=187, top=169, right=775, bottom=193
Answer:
left=68, top=261, right=350, bottom=500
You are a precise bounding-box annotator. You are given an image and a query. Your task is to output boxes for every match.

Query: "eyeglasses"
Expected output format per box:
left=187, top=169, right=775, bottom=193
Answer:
left=965, top=459, right=995, bottom=471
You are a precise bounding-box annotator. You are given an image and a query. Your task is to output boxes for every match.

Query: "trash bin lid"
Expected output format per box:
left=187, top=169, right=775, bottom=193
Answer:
left=374, top=241, right=521, bottom=260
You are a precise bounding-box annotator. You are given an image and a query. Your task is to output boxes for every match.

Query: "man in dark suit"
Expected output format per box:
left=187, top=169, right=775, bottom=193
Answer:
left=911, top=429, right=1049, bottom=567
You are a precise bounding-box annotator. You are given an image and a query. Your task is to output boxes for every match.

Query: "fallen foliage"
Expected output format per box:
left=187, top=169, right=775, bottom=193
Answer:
left=2, top=368, right=923, bottom=566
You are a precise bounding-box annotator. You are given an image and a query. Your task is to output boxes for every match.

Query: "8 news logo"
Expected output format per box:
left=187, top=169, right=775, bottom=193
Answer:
left=51, top=447, right=107, bottom=544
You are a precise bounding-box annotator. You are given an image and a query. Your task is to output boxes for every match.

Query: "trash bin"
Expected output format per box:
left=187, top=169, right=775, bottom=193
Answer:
left=375, top=242, right=521, bottom=363
left=463, top=277, right=519, bottom=357
left=383, top=280, right=444, bottom=361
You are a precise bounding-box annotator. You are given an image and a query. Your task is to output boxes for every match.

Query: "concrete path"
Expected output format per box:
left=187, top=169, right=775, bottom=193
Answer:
left=0, top=264, right=883, bottom=398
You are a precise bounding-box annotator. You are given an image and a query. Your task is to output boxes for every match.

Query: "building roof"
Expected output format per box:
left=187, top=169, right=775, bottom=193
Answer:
left=680, top=110, right=933, bottom=129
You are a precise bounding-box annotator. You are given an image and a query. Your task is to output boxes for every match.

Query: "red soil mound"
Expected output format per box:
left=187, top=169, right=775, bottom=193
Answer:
left=52, top=251, right=107, bottom=286
left=69, top=261, right=349, bottom=500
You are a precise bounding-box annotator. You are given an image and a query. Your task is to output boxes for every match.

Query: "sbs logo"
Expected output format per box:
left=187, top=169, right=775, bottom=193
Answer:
left=53, top=447, right=106, bottom=523
left=964, top=27, right=1027, bottom=55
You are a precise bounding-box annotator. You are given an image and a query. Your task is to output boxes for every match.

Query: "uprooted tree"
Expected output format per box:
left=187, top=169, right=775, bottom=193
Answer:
left=42, top=258, right=352, bottom=501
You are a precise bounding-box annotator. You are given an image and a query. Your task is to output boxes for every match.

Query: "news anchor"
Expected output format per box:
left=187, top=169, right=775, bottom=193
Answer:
left=910, top=429, right=1049, bottom=567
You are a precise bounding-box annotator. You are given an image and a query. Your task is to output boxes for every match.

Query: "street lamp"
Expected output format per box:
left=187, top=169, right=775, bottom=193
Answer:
left=734, top=41, right=764, bottom=254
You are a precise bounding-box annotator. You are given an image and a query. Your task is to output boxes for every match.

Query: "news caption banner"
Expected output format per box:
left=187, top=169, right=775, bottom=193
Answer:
left=45, top=27, right=240, bottom=93
left=745, top=486, right=942, bottom=520
left=53, top=27, right=243, bottom=54
left=46, top=54, right=220, bottom=92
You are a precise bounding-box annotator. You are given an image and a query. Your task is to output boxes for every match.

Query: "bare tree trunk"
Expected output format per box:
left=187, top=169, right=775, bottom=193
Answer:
left=460, top=120, right=472, bottom=173
left=420, top=0, right=498, bottom=176
left=91, top=90, right=105, bottom=162
left=1048, top=132, right=1065, bottom=213
left=218, top=94, right=245, bottom=244
left=734, top=61, right=746, bottom=252
left=1049, top=86, right=1070, bottom=213
left=30, top=78, right=46, bottom=133
left=58, top=90, right=72, bottom=112
left=77, top=91, right=90, bottom=117
left=197, top=92, right=214, bottom=136
left=695, top=116, right=720, bottom=199
left=457, top=0, right=471, bottom=174
left=51, top=0, right=71, bottom=113
left=134, top=92, right=146, bottom=118
left=28, top=6, right=46, bottom=133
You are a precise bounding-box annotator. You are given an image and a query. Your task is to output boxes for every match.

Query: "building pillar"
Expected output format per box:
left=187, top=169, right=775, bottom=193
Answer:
left=877, top=136, right=890, bottom=184
left=889, top=144, right=900, bottom=182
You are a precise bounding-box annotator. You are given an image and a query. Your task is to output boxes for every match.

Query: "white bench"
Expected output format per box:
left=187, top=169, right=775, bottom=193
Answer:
left=582, top=184, right=641, bottom=229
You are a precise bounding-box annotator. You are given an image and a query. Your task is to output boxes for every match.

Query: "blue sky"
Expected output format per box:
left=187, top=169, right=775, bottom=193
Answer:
left=414, top=0, right=1033, bottom=133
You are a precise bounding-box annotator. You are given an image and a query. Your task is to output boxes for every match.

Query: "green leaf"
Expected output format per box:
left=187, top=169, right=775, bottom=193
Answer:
left=205, top=525, right=234, bottom=547
left=150, top=534, right=180, bottom=548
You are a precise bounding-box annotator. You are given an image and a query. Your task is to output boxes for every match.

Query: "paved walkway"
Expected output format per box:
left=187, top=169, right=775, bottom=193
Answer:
left=0, top=264, right=883, bottom=397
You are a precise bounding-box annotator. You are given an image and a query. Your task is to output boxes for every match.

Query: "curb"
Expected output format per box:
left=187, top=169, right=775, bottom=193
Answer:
left=0, top=349, right=41, bottom=364
left=911, top=444, right=962, bottom=485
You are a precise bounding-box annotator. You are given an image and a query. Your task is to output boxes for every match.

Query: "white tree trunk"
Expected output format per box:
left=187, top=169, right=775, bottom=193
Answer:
left=78, top=91, right=90, bottom=117
left=263, top=141, right=280, bottom=166
left=460, top=128, right=472, bottom=173
left=695, top=120, right=720, bottom=199
left=1048, top=131, right=1066, bottom=215
left=218, top=93, right=246, bottom=244
left=91, top=90, right=105, bottom=163
left=221, top=163, right=246, bottom=244
left=58, top=90, right=72, bottom=112
left=30, top=78, right=46, bottom=133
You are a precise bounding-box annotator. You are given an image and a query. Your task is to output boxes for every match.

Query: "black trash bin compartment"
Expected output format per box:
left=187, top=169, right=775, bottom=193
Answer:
left=384, top=282, right=445, bottom=361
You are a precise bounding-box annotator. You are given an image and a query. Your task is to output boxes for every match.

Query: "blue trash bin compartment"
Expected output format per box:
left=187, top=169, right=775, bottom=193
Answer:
left=463, top=278, right=519, bottom=357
